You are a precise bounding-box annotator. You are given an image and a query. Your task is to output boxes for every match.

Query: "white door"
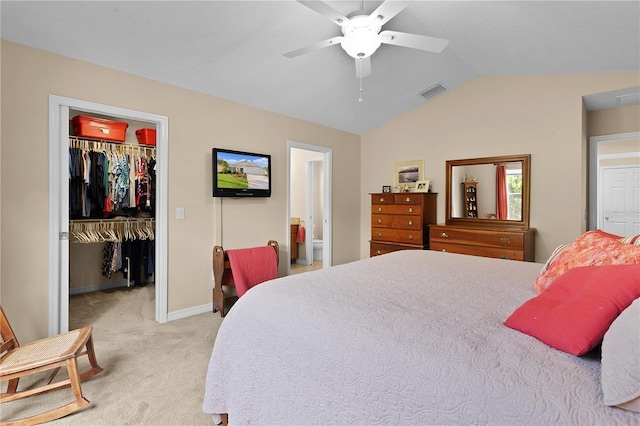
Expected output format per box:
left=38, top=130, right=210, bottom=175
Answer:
left=601, top=166, right=640, bottom=236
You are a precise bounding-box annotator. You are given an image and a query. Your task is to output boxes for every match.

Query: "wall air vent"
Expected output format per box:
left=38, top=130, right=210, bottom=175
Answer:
left=417, top=83, right=447, bottom=100
left=615, top=92, right=640, bottom=106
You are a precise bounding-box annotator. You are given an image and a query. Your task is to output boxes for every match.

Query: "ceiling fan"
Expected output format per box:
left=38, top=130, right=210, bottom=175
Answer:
left=283, top=0, right=449, bottom=79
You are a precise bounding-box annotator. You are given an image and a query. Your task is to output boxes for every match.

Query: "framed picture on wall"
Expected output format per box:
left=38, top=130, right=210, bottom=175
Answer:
left=393, top=160, right=424, bottom=188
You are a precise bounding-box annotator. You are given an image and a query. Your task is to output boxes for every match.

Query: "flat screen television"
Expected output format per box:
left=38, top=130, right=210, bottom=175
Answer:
left=212, top=148, right=271, bottom=197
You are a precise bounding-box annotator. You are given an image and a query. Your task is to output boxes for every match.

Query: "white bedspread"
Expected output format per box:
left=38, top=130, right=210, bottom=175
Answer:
left=203, top=250, right=639, bottom=425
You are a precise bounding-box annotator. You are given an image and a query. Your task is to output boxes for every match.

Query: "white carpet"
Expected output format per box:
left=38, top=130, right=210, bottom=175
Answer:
left=1, top=284, right=222, bottom=425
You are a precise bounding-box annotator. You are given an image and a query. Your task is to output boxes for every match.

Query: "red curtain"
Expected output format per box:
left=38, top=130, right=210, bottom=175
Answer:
left=496, top=165, right=508, bottom=220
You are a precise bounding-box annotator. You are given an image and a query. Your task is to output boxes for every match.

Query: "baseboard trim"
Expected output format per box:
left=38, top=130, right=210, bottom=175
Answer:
left=167, top=303, right=213, bottom=322
left=69, top=281, right=128, bottom=295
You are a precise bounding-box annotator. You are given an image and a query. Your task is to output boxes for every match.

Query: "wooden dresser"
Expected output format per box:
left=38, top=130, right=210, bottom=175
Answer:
left=429, top=224, right=535, bottom=262
left=370, top=192, right=437, bottom=257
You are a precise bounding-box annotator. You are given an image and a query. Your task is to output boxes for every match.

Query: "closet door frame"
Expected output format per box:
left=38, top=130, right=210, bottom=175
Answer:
left=48, top=95, right=168, bottom=335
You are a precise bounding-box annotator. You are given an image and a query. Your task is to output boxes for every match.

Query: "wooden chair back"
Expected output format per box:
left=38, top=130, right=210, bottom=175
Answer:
left=0, top=305, right=19, bottom=356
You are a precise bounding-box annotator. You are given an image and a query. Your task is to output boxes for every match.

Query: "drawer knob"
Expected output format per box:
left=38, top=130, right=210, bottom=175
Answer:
left=408, top=235, right=413, bottom=240
left=500, top=255, right=511, bottom=260
left=376, top=250, right=382, bottom=255
left=379, top=197, right=385, bottom=202
left=441, top=249, right=447, bottom=252
left=500, top=237, right=511, bottom=244
left=408, top=208, right=413, bottom=213
left=377, top=233, right=382, bottom=237
left=440, top=232, right=449, bottom=238
left=408, top=220, right=413, bottom=226
left=377, top=219, right=383, bottom=224
left=405, top=197, right=411, bottom=203
left=378, top=207, right=382, bottom=212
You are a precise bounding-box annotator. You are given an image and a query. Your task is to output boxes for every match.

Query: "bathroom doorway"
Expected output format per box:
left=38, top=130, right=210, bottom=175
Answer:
left=287, top=141, right=332, bottom=275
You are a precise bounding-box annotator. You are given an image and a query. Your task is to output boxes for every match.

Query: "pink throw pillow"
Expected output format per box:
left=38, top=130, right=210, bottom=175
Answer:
left=506, top=264, right=640, bottom=356
left=533, top=230, right=640, bottom=294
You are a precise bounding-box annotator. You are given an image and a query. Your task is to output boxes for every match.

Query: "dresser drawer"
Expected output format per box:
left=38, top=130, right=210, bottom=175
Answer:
left=370, top=242, right=420, bottom=257
left=371, top=194, right=394, bottom=205
left=393, top=193, right=423, bottom=205
left=371, top=214, right=421, bottom=229
left=430, top=226, right=524, bottom=250
left=430, top=242, right=525, bottom=261
left=372, top=227, right=423, bottom=245
left=372, top=204, right=422, bottom=215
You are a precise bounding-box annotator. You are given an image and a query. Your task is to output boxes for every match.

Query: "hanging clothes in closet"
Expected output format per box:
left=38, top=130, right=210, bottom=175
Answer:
left=69, top=218, right=155, bottom=287
left=103, top=239, right=155, bottom=286
left=69, top=137, right=156, bottom=290
left=69, top=139, right=156, bottom=220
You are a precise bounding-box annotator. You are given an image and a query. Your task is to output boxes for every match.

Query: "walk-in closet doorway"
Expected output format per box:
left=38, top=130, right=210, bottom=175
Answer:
left=48, top=95, right=168, bottom=335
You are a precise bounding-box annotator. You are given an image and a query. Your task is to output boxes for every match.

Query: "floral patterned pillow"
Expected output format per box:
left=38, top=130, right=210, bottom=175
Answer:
left=533, top=230, right=640, bottom=294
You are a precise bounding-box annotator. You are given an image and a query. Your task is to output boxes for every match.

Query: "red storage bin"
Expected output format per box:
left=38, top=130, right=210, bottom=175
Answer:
left=135, top=128, right=156, bottom=146
left=71, top=115, right=128, bottom=142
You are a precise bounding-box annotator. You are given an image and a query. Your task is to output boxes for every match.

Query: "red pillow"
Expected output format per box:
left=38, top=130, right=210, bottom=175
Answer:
left=506, top=264, right=640, bottom=356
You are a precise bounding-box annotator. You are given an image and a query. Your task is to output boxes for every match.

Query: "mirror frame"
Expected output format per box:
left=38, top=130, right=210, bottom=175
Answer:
left=445, top=154, right=531, bottom=229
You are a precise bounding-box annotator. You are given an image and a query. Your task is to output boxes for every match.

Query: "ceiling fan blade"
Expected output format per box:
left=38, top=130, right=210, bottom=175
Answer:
left=283, top=36, right=344, bottom=58
left=355, top=57, right=372, bottom=78
left=379, top=30, right=449, bottom=53
left=367, top=0, right=411, bottom=27
left=298, top=1, right=350, bottom=27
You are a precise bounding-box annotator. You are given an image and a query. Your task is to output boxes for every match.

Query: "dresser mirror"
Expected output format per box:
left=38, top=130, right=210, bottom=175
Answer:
left=445, top=154, right=531, bottom=228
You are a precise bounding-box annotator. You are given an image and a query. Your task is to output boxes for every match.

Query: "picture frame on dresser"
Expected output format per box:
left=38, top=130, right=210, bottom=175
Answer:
left=393, top=160, right=424, bottom=188
left=414, top=180, right=430, bottom=192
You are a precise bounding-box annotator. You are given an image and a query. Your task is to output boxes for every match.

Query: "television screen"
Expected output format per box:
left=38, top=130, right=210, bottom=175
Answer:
left=212, top=148, right=271, bottom=197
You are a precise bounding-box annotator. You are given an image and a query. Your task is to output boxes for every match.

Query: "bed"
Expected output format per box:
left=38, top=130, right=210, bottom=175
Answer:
left=202, top=249, right=639, bottom=425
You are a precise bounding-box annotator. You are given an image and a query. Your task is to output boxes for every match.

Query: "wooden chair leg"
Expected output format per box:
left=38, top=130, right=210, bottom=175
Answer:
left=6, top=378, right=19, bottom=394
left=66, top=358, right=85, bottom=402
left=83, top=335, right=103, bottom=375
left=47, top=367, right=62, bottom=385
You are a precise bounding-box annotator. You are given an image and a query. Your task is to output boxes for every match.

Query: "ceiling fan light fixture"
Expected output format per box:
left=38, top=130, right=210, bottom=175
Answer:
left=341, top=28, right=381, bottom=58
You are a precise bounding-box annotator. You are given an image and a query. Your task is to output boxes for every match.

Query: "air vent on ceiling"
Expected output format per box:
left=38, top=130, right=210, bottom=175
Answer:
left=615, top=92, right=640, bottom=106
left=417, top=83, right=447, bottom=100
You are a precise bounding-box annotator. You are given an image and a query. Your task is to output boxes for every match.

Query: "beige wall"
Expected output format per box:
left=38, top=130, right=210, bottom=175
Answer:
left=588, top=104, right=640, bottom=137
left=360, top=74, right=640, bottom=263
left=0, top=41, right=361, bottom=342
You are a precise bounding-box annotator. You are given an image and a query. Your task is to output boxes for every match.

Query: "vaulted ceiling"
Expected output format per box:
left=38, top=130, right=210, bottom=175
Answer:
left=2, top=1, right=639, bottom=134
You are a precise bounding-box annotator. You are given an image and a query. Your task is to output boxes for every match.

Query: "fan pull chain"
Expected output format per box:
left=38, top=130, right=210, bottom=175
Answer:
left=359, top=68, right=364, bottom=103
